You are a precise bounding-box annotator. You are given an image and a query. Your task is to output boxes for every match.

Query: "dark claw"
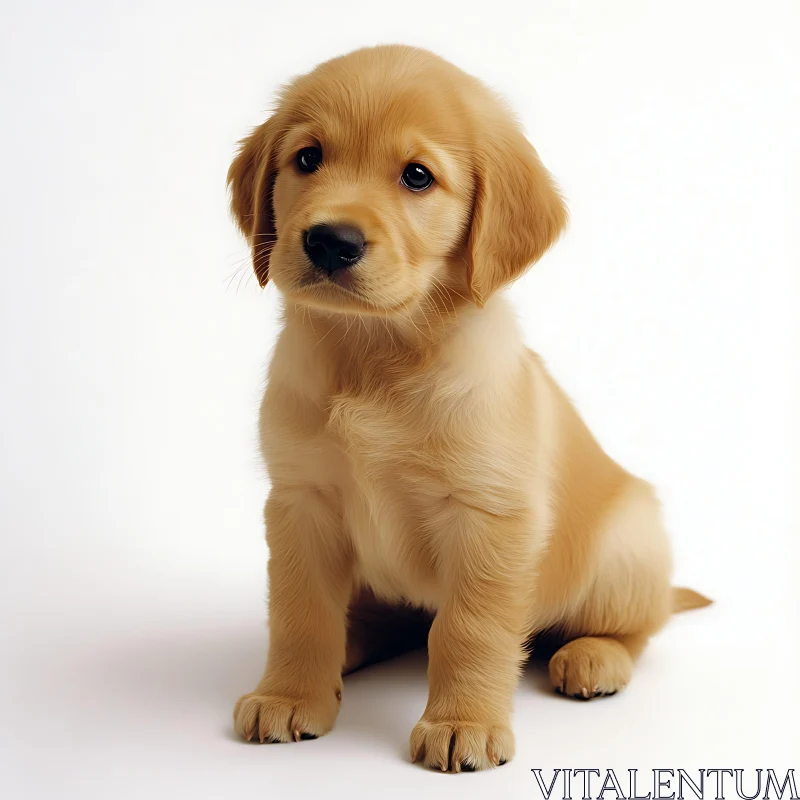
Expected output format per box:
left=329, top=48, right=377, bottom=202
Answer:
left=499, top=759, right=507, bottom=766
left=461, top=763, right=476, bottom=772
left=299, top=732, right=318, bottom=740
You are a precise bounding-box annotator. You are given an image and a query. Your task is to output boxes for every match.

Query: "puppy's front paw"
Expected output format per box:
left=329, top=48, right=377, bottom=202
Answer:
left=233, top=691, right=340, bottom=743
left=409, top=717, right=514, bottom=772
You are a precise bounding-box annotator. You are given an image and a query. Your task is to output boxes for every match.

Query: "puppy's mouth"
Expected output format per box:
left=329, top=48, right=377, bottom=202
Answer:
left=287, top=263, right=373, bottom=312
left=322, top=266, right=358, bottom=292
left=286, top=260, right=417, bottom=317
left=298, top=265, right=361, bottom=295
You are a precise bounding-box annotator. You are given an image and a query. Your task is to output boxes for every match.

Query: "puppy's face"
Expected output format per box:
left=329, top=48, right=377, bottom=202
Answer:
left=266, top=68, right=472, bottom=315
left=229, top=46, right=567, bottom=315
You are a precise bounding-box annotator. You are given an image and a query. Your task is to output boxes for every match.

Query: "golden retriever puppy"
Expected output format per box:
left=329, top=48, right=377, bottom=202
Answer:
left=227, top=44, right=710, bottom=772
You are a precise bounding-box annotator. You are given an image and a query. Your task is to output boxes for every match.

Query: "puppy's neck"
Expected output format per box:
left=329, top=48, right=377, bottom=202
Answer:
left=281, top=290, right=522, bottom=397
left=286, top=286, right=472, bottom=363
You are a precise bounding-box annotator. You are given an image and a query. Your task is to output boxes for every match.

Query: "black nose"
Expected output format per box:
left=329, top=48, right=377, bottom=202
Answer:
left=304, top=224, right=365, bottom=274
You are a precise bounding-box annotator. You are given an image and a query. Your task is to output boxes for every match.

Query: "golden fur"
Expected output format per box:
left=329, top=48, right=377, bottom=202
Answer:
left=227, top=45, right=710, bottom=772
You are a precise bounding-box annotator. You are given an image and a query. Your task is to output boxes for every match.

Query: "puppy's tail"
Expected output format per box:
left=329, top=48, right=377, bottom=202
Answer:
left=672, top=586, right=713, bottom=613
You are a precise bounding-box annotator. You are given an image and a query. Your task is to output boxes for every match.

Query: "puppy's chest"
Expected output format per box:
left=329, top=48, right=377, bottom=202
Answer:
left=325, top=388, right=447, bottom=607
left=328, top=387, right=432, bottom=467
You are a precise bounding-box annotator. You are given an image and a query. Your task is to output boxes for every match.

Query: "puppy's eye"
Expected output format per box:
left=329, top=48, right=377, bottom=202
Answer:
left=297, top=147, right=323, bottom=173
left=401, top=163, right=434, bottom=191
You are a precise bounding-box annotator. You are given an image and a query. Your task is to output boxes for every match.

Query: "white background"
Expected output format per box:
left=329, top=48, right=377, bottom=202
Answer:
left=1, top=1, right=798, bottom=797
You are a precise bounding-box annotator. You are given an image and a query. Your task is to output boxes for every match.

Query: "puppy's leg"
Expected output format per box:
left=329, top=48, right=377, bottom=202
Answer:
left=344, top=589, right=432, bottom=674
left=547, top=479, right=671, bottom=700
left=234, top=487, right=351, bottom=743
left=410, top=510, right=533, bottom=772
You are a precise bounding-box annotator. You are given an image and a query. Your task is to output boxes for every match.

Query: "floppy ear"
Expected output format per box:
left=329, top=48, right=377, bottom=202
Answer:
left=227, top=119, right=279, bottom=287
left=466, top=129, right=567, bottom=305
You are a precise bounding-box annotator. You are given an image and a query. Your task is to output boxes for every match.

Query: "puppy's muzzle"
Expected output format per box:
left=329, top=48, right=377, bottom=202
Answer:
left=304, top=224, right=365, bottom=276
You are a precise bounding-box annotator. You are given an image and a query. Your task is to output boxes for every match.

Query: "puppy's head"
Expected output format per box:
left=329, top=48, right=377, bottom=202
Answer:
left=228, top=46, right=566, bottom=314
